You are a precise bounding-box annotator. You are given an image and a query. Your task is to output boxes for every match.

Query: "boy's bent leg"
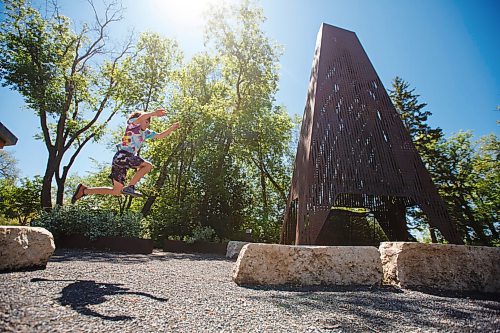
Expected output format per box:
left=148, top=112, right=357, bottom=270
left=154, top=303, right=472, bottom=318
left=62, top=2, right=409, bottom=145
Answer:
left=122, top=162, right=153, bottom=197
left=84, top=181, right=124, bottom=196
left=128, top=161, right=153, bottom=187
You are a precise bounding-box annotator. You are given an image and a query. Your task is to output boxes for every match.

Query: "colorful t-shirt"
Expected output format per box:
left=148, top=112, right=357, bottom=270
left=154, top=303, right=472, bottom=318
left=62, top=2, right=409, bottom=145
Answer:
left=116, top=117, right=156, bottom=154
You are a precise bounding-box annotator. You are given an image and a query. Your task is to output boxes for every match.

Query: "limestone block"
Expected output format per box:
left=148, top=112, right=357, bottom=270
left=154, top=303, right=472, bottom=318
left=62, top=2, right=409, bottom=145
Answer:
left=0, top=226, right=55, bottom=272
left=233, top=243, right=382, bottom=286
left=226, top=241, right=250, bottom=259
left=380, top=242, right=500, bottom=293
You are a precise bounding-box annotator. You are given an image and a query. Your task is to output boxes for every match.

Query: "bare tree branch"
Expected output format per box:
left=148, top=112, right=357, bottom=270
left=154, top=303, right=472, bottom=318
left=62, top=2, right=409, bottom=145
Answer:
left=64, top=36, right=133, bottom=152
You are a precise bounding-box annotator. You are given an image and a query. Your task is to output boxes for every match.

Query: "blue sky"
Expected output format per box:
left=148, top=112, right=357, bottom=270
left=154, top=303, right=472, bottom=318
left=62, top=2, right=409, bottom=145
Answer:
left=1, top=0, right=499, bottom=179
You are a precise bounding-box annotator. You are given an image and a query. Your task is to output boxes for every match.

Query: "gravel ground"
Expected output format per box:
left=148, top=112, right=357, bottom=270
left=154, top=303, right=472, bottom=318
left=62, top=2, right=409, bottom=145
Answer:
left=1, top=249, right=499, bottom=333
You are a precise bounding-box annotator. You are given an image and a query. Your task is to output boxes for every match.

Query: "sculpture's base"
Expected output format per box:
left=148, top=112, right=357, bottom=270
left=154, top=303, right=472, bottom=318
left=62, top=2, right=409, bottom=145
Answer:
left=233, top=242, right=500, bottom=292
left=380, top=242, right=500, bottom=293
left=233, top=243, right=382, bottom=286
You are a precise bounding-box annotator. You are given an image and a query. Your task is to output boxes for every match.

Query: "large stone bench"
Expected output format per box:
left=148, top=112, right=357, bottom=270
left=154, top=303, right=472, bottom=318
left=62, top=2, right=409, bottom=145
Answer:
left=380, top=242, right=500, bottom=293
left=0, top=226, right=55, bottom=272
left=233, top=243, right=382, bottom=286
left=226, top=241, right=250, bottom=259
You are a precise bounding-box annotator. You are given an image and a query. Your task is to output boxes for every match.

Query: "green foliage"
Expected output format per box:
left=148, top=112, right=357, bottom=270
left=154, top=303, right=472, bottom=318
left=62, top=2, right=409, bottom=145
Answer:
left=0, top=176, right=42, bottom=225
left=472, top=134, right=499, bottom=241
left=145, top=195, right=194, bottom=242
left=31, top=204, right=145, bottom=240
left=120, top=31, right=182, bottom=111
left=184, top=225, right=219, bottom=244
left=428, top=131, right=499, bottom=245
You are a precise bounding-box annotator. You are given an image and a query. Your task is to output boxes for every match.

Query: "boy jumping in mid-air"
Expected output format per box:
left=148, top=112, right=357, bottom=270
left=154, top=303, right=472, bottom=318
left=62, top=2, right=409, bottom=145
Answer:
left=71, top=107, right=180, bottom=203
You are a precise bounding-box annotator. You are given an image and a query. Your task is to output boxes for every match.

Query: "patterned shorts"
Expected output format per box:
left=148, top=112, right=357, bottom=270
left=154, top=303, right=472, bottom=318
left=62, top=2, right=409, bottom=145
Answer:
left=108, top=150, right=145, bottom=185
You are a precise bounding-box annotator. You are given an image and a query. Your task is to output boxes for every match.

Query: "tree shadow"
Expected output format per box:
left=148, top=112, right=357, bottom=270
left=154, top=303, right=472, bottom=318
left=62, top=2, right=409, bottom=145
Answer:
left=406, top=286, right=500, bottom=302
left=160, top=252, right=233, bottom=262
left=239, top=284, right=404, bottom=294
left=235, top=279, right=500, bottom=331
left=31, top=278, right=168, bottom=321
left=50, top=248, right=232, bottom=264
left=243, top=288, right=483, bottom=331
left=49, top=249, right=152, bottom=265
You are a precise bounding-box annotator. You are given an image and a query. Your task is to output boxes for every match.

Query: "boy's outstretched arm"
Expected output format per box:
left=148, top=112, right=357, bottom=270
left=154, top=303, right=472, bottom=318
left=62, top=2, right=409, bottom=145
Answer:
left=155, top=122, right=180, bottom=140
left=132, top=108, right=167, bottom=124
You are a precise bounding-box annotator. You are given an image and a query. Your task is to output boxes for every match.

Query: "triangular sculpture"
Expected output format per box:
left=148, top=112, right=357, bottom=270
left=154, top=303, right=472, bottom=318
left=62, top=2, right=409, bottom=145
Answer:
left=281, top=23, right=462, bottom=245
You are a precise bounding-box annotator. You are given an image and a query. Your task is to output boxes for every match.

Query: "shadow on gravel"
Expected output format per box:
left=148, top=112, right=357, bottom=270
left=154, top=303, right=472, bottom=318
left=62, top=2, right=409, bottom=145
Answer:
left=50, top=249, right=231, bottom=264
left=405, top=286, right=500, bottom=302
left=160, top=252, right=233, bottom=262
left=241, top=284, right=500, bottom=302
left=50, top=249, right=151, bottom=264
left=240, top=284, right=403, bottom=293
left=242, top=285, right=497, bottom=332
left=31, top=278, right=168, bottom=321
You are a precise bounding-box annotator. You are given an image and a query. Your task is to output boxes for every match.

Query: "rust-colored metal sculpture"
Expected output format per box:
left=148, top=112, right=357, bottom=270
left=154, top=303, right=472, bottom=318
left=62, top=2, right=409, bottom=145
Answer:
left=281, top=24, right=462, bottom=245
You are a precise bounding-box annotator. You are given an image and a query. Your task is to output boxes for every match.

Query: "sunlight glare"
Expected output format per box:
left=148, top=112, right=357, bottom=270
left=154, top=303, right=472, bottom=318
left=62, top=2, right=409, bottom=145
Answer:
left=148, top=0, right=222, bottom=31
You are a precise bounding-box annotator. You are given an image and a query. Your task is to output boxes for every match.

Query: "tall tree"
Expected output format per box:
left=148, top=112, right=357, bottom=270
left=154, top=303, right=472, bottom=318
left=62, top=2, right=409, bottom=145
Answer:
left=202, top=0, right=292, bottom=240
left=0, top=0, right=132, bottom=208
left=204, top=0, right=282, bottom=168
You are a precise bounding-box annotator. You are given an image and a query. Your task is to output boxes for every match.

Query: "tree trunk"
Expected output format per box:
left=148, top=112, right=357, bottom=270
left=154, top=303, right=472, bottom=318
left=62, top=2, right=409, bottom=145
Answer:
left=249, top=156, right=286, bottom=203
left=258, top=147, right=268, bottom=211
left=118, top=196, right=126, bottom=215
left=41, top=153, right=57, bottom=210
left=55, top=165, right=69, bottom=206
left=125, top=196, right=133, bottom=211
left=176, top=153, right=185, bottom=204
left=260, top=167, right=267, bottom=210
left=180, top=144, right=194, bottom=203
left=429, top=227, right=437, bottom=243
left=56, top=179, right=65, bottom=206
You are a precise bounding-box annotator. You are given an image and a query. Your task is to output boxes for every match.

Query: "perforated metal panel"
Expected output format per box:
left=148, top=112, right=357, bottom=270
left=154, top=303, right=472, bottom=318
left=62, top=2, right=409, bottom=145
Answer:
left=281, top=24, right=462, bottom=245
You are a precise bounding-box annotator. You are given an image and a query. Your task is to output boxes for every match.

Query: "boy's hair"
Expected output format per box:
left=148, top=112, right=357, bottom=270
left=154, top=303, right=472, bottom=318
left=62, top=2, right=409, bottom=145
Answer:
left=128, top=111, right=145, bottom=120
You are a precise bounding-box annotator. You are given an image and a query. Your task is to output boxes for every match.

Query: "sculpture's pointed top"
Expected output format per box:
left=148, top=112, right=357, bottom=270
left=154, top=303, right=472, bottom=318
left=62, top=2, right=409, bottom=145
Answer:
left=320, top=23, right=356, bottom=35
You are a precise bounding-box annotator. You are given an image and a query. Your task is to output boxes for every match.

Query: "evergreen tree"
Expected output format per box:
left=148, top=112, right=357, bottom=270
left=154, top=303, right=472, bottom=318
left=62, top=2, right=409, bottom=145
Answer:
left=389, top=76, right=443, bottom=163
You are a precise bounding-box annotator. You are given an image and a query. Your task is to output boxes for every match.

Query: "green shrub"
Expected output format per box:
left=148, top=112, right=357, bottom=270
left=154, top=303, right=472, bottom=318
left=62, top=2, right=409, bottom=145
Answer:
left=32, top=205, right=146, bottom=240
left=184, top=225, right=219, bottom=244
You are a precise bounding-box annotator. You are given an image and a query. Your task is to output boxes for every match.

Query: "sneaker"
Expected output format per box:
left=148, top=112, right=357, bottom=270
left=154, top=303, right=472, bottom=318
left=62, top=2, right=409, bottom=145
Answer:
left=71, top=183, right=87, bottom=204
left=121, top=185, right=143, bottom=197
